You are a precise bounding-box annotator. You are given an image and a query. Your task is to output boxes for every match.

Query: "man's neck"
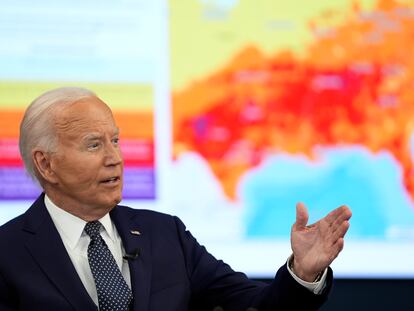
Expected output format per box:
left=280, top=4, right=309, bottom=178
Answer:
left=44, top=189, right=113, bottom=222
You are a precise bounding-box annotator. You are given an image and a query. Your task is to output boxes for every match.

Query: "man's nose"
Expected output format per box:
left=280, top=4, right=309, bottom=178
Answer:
left=104, top=143, right=123, bottom=166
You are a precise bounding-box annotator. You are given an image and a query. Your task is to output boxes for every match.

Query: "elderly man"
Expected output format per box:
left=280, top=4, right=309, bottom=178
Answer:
left=0, top=87, right=351, bottom=311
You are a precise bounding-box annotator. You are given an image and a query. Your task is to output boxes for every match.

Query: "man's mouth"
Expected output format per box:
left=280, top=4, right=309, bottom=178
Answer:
left=101, top=176, right=121, bottom=184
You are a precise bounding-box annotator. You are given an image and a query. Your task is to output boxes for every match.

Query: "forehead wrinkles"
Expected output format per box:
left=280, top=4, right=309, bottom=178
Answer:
left=54, top=103, right=116, bottom=140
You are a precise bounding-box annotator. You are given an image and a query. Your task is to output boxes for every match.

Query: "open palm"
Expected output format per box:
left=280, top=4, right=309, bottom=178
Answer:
left=290, top=202, right=352, bottom=282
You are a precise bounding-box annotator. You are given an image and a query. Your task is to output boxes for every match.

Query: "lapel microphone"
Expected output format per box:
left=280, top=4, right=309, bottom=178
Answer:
left=123, top=248, right=140, bottom=260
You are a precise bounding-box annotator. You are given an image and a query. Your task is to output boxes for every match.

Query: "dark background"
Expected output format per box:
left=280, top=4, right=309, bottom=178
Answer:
left=318, top=278, right=414, bottom=311
left=260, top=278, right=414, bottom=310
left=213, top=278, right=414, bottom=310
left=256, top=278, right=414, bottom=311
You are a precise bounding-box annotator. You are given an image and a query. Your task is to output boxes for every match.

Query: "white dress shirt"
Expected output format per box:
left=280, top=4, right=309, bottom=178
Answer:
left=286, top=255, right=327, bottom=294
left=44, top=195, right=131, bottom=307
left=44, top=195, right=326, bottom=305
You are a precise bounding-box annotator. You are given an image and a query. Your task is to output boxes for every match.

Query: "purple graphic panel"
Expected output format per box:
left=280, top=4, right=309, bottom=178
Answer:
left=123, top=167, right=156, bottom=199
left=0, top=167, right=155, bottom=200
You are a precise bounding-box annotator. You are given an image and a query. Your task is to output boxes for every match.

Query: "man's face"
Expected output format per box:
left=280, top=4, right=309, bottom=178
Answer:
left=47, top=97, right=123, bottom=217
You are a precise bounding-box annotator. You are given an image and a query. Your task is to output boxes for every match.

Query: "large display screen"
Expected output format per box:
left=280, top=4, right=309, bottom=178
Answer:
left=1, top=0, right=414, bottom=278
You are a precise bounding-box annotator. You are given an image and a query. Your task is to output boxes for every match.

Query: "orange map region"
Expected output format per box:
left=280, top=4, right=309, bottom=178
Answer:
left=0, top=110, right=154, bottom=166
left=173, top=0, right=414, bottom=201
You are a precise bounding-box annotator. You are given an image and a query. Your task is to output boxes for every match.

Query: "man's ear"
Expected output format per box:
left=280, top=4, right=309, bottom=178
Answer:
left=32, top=150, right=58, bottom=184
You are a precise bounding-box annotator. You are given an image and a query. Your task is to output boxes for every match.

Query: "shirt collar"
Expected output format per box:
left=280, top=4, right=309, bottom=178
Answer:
left=44, top=194, right=116, bottom=249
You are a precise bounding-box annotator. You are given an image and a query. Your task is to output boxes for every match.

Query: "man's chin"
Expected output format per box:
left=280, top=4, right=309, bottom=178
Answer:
left=113, top=196, right=122, bottom=206
left=112, top=192, right=123, bottom=206
left=96, top=194, right=122, bottom=211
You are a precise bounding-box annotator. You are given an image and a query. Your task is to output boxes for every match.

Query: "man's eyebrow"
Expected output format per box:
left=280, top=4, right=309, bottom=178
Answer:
left=82, top=133, right=102, bottom=141
left=82, top=128, right=120, bottom=141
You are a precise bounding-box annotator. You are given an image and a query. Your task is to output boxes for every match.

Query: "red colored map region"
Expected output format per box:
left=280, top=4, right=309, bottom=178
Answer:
left=173, top=0, right=414, bottom=200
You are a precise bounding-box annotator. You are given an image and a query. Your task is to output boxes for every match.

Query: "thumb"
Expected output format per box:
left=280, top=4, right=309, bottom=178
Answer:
left=295, top=202, right=309, bottom=230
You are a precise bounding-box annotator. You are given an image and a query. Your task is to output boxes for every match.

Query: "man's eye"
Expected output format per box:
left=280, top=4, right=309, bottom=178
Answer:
left=88, top=142, right=100, bottom=149
left=112, top=138, right=120, bottom=145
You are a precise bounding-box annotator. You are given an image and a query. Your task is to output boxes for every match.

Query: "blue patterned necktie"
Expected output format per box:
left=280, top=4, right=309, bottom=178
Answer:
left=84, top=221, right=133, bottom=311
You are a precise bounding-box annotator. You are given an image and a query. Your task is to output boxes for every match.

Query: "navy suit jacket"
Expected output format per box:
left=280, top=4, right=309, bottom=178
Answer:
left=0, top=194, right=332, bottom=310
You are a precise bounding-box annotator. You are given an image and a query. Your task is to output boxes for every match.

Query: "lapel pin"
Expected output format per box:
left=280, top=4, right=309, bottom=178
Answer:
left=130, top=230, right=141, bottom=235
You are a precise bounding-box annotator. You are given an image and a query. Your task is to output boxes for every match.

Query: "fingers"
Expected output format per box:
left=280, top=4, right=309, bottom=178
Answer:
left=332, top=237, right=345, bottom=257
left=324, top=205, right=352, bottom=227
left=325, top=238, right=345, bottom=264
left=329, top=219, right=350, bottom=244
left=318, top=206, right=351, bottom=251
left=329, top=207, right=352, bottom=238
left=295, top=202, right=309, bottom=230
left=325, top=236, right=345, bottom=263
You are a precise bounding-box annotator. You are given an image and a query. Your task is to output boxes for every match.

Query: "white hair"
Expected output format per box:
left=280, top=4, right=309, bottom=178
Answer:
left=19, top=87, right=96, bottom=183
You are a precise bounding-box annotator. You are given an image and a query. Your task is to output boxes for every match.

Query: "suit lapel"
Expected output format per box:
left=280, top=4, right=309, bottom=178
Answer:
left=111, top=206, right=152, bottom=311
left=23, top=194, right=97, bottom=311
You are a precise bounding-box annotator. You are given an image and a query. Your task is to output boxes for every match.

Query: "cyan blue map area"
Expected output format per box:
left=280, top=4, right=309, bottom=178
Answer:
left=241, top=146, right=414, bottom=240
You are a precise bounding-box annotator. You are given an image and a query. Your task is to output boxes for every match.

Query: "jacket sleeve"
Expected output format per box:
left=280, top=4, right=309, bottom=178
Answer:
left=172, top=216, right=332, bottom=311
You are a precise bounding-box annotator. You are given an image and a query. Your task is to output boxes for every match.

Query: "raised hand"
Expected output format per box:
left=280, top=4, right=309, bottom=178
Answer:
left=290, top=202, right=352, bottom=282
